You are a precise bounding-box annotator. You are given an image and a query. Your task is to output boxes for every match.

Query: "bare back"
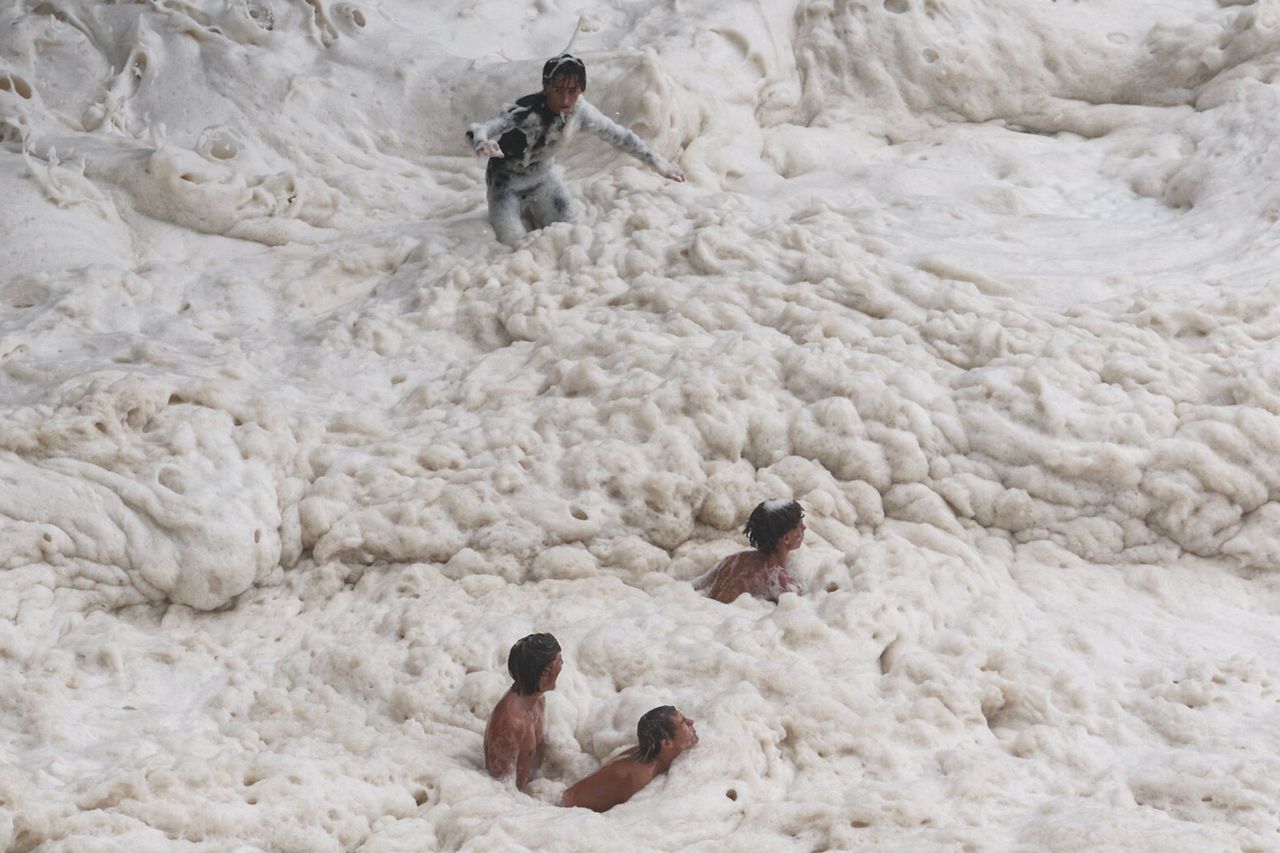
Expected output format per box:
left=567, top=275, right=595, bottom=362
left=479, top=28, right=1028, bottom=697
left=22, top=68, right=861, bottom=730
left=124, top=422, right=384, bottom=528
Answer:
left=560, top=748, right=660, bottom=812
left=696, top=550, right=799, bottom=604
left=484, top=689, right=546, bottom=789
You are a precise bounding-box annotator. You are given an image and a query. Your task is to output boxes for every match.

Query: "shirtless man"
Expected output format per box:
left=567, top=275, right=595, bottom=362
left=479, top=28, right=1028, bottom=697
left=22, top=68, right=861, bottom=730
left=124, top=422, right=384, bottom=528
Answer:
left=695, top=499, right=805, bottom=603
left=484, top=632, right=563, bottom=789
left=560, top=706, right=698, bottom=812
left=466, top=53, right=685, bottom=245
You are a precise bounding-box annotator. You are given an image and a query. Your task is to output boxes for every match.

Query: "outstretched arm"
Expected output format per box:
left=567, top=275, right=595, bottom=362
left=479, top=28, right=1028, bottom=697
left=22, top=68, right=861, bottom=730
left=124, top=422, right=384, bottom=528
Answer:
left=466, top=108, right=518, bottom=158
left=575, top=100, right=684, bottom=182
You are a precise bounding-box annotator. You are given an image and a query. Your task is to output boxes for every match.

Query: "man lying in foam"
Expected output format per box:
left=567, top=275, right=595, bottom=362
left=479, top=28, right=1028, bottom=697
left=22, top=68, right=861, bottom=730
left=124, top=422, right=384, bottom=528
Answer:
left=560, top=706, right=699, bottom=812
left=695, top=500, right=805, bottom=603
left=466, top=53, right=685, bottom=246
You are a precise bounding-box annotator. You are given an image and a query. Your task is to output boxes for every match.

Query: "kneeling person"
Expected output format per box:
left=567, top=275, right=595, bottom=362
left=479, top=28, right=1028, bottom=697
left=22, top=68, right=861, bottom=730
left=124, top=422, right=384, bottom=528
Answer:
left=560, top=706, right=698, bottom=812
left=466, top=53, right=685, bottom=246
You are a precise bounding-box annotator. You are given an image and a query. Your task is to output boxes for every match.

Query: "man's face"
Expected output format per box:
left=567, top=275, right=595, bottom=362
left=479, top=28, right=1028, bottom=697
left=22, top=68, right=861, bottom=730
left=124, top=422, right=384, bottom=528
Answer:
left=538, top=652, right=564, bottom=692
left=669, top=711, right=698, bottom=751
left=543, top=75, right=582, bottom=116
left=784, top=519, right=806, bottom=550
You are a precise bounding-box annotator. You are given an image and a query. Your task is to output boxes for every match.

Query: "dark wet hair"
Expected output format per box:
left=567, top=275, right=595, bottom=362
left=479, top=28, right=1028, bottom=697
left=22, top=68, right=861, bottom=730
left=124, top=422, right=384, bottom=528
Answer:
left=743, top=500, right=804, bottom=553
left=542, top=53, right=586, bottom=91
left=507, top=633, right=561, bottom=695
left=636, top=705, right=677, bottom=763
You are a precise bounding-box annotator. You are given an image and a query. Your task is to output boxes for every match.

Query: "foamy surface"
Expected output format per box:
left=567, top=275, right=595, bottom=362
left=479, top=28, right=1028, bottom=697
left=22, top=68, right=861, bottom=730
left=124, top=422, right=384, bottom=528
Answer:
left=3, top=0, right=1280, bottom=850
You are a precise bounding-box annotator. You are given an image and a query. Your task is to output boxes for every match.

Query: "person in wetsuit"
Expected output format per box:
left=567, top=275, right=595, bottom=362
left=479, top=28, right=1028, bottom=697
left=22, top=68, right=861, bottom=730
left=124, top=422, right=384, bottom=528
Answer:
left=466, top=53, right=685, bottom=245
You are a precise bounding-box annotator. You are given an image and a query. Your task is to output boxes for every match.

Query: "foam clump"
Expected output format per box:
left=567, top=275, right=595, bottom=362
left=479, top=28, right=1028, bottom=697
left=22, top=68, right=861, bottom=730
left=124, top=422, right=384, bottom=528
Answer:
left=0, top=376, right=287, bottom=613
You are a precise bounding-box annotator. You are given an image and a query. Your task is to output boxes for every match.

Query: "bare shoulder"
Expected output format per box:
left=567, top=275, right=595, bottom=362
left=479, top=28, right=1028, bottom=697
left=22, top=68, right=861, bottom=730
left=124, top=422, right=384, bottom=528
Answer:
left=488, top=689, right=518, bottom=721
left=694, top=552, right=734, bottom=590
left=706, top=550, right=772, bottom=603
left=715, top=550, right=759, bottom=577
left=484, top=694, right=514, bottom=741
left=562, top=750, right=650, bottom=812
left=486, top=691, right=531, bottom=740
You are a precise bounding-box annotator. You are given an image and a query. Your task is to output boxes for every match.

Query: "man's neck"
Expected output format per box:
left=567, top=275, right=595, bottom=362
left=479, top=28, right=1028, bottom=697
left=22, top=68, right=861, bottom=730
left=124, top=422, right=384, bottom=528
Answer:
left=649, top=748, right=680, bottom=775
left=760, top=546, right=791, bottom=569
left=511, top=687, right=543, bottom=710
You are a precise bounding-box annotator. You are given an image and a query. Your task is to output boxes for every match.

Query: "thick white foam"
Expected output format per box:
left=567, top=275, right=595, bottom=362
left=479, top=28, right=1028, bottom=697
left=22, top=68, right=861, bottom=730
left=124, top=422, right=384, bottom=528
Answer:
left=3, top=0, right=1280, bottom=849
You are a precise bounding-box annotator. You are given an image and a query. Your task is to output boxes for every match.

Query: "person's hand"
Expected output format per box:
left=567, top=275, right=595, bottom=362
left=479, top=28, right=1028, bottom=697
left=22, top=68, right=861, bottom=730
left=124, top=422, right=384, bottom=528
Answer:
left=475, top=140, right=504, bottom=158
left=661, top=162, right=685, bottom=182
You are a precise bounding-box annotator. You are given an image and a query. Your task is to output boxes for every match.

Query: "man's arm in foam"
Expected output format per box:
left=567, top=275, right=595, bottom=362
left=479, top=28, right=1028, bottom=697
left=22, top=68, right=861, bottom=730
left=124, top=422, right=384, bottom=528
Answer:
left=466, top=107, right=517, bottom=158
left=575, top=100, right=684, bottom=181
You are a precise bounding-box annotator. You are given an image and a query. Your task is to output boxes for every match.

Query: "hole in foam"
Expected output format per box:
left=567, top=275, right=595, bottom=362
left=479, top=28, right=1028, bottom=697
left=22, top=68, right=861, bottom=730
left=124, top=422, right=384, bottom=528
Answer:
left=32, top=2, right=69, bottom=24
left=0, top=75, right=34, bottom=100
left=333, top=5, right=367, bottom=28
left=197, top=126, right=242, bottom=162
left=210, top=138, right=238, bottom=159
left=158, top=466, right=186, bottom=494
left=246, top=0, right=275, bottom=30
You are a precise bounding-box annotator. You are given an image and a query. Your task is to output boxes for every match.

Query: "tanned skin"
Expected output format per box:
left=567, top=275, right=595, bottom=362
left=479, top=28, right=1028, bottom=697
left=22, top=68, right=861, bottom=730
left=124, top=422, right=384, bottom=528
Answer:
left=560, top=711, right=698, bottom=812
left=695, top=518, right=805, bottom=603
left=484, top=652, right=563, bottom=789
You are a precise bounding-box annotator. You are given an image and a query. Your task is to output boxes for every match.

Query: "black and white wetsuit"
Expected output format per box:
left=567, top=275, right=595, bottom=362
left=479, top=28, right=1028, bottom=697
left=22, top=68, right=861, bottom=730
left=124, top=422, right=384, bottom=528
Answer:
left=467, top=92, right=675, bottom=245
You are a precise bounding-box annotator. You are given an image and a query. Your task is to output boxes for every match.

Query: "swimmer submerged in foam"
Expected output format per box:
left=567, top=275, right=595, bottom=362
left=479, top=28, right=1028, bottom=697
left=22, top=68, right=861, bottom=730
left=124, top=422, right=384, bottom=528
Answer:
left=560, top=706, right=698, bottom=812
left=695, top=500, right=805, bottom=604
left=466, top=53, right=685, bottom=246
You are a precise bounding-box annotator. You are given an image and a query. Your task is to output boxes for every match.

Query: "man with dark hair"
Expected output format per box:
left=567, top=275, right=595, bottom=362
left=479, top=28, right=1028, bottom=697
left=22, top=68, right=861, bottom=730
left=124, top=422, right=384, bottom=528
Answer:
left=560, top=706, right=698, bottom=812
left=466, top=52, right=685, bottom=245
left=695, top=499, right=805, bottom=603
left=484, top=633, right=563, bottom=789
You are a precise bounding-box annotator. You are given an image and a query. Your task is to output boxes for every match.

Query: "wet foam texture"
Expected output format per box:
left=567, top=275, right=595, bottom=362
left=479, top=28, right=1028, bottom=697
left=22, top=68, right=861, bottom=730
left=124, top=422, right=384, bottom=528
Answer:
left=4, top=0, right=1280, bottom=850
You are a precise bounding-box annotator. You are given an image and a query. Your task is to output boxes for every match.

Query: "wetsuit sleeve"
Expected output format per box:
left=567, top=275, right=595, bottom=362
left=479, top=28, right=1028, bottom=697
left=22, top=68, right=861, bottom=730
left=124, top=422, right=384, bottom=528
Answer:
left=466, top=107, right=518, bottom=152
left=574, top=100, right=669, bottom=171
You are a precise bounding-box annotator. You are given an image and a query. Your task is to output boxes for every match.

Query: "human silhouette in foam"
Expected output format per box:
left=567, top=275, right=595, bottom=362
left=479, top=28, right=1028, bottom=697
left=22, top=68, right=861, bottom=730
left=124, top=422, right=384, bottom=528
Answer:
left=695, top=499, right=805, bottom=603
left=466, top=53, right=684, bottom=246
left=560, top=706, right=699, bottom=812
left=484, top=633, right=563, bottom=790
